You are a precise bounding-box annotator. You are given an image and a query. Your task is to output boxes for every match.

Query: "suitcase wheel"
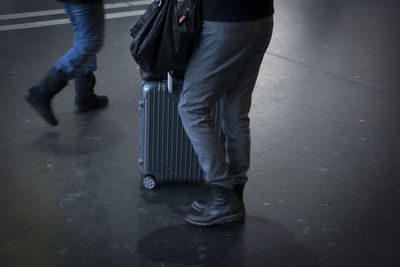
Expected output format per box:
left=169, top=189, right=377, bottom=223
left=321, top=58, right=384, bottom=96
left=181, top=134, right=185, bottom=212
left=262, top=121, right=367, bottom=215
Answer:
left=143, top=175, right=156, bottom=189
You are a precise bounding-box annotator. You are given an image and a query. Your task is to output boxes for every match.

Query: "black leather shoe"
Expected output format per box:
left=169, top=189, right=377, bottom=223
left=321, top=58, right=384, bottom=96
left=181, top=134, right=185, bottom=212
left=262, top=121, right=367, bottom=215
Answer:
left=185, top=185, right=245, bottom=226
left=74, top=71, right=109, bottom=113
left=191, top=183, right=245, bottom=212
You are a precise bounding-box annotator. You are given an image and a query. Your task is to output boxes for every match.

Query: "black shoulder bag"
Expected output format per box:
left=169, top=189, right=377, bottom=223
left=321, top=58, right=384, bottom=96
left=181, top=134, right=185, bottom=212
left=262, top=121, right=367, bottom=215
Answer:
left=130, top=0, right=201, bottom=74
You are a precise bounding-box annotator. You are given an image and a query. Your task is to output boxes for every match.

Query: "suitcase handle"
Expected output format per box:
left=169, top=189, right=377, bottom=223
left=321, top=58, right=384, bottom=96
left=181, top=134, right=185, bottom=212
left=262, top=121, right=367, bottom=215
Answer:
left=167, top=72, right=174, bottom=93
left=167, top=71, right=184, bottom=93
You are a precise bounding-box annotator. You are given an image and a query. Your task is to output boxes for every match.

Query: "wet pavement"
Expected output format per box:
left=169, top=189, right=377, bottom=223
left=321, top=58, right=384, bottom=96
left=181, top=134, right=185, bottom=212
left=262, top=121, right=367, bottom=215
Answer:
left=1, top=0, right=400, bottom=266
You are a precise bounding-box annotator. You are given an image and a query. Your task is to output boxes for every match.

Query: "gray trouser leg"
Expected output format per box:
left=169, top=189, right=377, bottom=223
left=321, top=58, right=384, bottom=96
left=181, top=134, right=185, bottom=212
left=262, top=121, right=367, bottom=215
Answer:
left=178, top=17, right=274, bottom=188
left=222, top=52, right=267, bottom=185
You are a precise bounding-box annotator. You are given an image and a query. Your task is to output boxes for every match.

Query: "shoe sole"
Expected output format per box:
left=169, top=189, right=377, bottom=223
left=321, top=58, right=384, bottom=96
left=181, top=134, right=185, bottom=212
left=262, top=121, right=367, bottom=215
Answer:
left=191, top=200, right=245, bottom=213
left=74, top=102, right=108, bottom=113
left=184, top=210, right=245, bottom=226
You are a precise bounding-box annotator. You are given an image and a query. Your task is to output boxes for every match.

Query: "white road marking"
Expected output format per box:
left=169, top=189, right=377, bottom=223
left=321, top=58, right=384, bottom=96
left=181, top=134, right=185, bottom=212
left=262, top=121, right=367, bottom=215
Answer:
left=0, top=10, right=146, bottom=31
left=0, top=0, right=152, bottom=20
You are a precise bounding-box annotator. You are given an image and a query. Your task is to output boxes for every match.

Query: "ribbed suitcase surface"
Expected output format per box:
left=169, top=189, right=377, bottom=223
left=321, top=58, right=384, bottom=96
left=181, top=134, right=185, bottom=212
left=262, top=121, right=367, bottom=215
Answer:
left=138, top=81, right=223, bottom=188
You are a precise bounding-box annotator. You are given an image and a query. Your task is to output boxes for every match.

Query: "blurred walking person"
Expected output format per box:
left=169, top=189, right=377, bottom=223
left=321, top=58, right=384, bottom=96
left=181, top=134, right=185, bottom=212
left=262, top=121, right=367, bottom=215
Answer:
left=24, top=0, right=108, bottom=126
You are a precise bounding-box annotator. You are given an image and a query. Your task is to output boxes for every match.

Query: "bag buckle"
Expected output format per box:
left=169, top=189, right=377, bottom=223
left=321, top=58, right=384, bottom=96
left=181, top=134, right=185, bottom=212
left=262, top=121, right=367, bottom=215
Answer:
left=154, top=0, right=163, bottom=7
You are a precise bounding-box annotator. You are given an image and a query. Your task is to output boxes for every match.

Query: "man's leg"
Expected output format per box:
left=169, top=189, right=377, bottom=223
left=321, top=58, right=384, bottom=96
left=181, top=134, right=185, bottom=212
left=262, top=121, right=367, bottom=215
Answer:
left=24, top=2, right=105, bottom=126
left=55, top=2, right=104, bottom=79
left=223, top=16, right=274, bottom=186
left=179, top=18, right=273, bottom=188
left=59, top=3, right=108, bottom=112
left=179, top=21, right=254, bottom=189
left=180, top=19, right=274, bottom=226
left=189, top=17, right=274, bottom=213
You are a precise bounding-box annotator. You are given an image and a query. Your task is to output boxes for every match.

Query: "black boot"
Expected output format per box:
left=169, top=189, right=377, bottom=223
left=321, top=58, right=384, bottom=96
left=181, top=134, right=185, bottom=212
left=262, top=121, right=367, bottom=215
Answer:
left=192, top=183, right=245, bottom=212
left=185, top=185, right=245, bottom=226
left=74, top=71, right=108, bottom=113
left=24, top=67, right=68, bottom=126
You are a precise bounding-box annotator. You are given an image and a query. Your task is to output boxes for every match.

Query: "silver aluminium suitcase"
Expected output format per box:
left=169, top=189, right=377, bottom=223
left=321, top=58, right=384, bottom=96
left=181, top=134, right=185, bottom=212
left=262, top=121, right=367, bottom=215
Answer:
left=138, top=78, right=223, bottom=189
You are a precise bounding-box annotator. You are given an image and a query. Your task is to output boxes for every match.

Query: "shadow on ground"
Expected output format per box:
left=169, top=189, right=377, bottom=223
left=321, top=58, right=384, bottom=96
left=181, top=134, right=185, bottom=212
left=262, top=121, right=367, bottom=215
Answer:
left=138, top=186, right=321, bottom=267
left=28, top=112, right=125, bottom=156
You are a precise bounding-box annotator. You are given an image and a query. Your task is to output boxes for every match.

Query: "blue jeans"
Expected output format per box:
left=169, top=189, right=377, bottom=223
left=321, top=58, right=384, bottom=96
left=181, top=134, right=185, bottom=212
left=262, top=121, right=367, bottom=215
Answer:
left=54, top=2, right=104, bottom=79
left=178, top=17, right=274, bottom=189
